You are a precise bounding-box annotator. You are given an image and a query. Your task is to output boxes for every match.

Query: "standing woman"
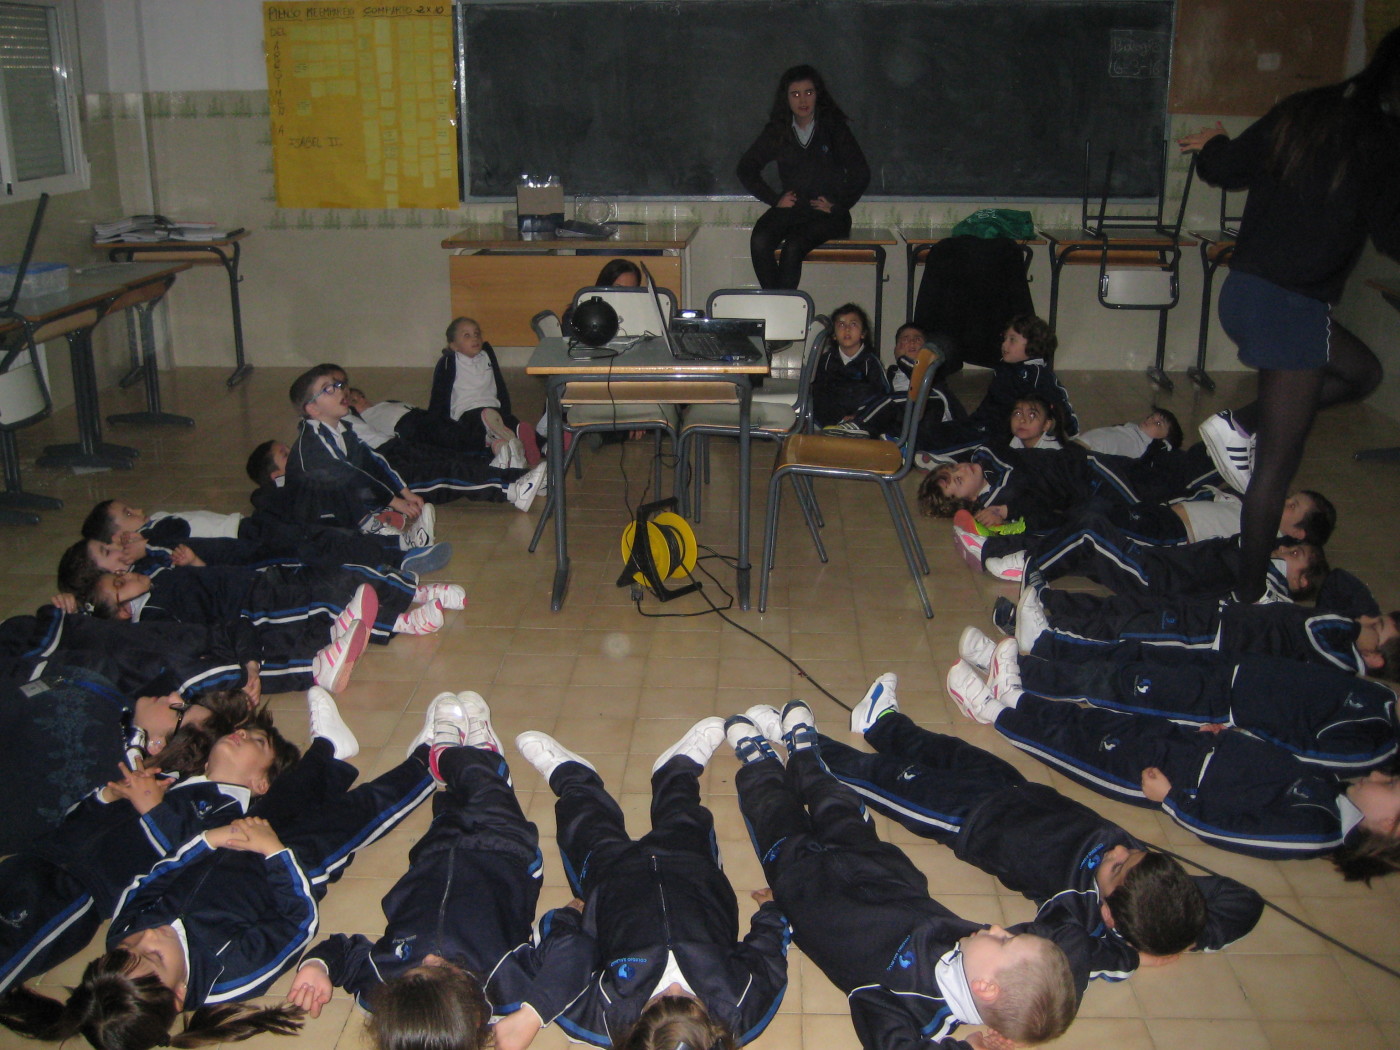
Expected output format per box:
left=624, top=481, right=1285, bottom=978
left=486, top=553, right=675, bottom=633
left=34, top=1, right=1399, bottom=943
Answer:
left=1179, top=28, right=1400, bottom=602
left=738, top=65, right=869, bottom=290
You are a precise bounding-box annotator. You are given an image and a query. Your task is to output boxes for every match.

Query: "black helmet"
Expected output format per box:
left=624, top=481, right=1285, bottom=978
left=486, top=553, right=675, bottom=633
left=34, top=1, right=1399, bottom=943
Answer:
left=571, top=297, right=619, bottom=347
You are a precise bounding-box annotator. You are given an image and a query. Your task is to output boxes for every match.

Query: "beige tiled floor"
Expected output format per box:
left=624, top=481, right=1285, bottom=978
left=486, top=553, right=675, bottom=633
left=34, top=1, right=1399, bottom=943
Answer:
left=14, top=362, right=1400, bottom=1050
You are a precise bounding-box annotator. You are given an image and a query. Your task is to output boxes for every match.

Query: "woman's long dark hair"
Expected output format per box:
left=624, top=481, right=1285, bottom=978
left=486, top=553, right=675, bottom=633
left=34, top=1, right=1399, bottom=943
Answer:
left=1270, top=26, right=1400, bottom=191
left=767, top=64, right=848, bottom=125
left=0, top=950, right=303, bottom=1049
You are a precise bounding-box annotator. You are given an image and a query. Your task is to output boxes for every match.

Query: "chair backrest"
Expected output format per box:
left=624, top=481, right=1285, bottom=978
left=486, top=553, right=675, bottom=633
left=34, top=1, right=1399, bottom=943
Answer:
left=1218, top=183, right=1245, bottom=236
left=787, top=317, right=833, bottom=434
left=531, top=309, right=563, bottom=340
left=571, top=285, right=675, bottom=339
left=892, top=347, right=943, bottom=470
left=706, top=288, right=814, bottom=343
left=1100, top=268, right=1178, bottom=307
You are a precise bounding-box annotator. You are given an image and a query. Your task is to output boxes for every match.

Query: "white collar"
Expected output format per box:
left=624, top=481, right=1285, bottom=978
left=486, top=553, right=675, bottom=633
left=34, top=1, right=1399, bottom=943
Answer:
left=935, top=945, right=984, bottom=1026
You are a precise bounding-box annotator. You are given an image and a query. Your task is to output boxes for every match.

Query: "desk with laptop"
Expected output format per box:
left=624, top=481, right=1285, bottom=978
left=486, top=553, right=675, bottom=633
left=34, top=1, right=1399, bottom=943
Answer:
left=527, top=263, right=769, bottom=610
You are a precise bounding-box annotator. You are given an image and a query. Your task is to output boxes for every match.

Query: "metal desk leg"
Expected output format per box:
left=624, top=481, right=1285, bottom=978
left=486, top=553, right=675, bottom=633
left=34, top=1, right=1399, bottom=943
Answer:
left=108, top=301, right=196, bottom=428
left=117, top=307, right=147, bottom=389
left=1188, top=244, right=1219, bottom=392
left=0, top=431, right=61, bottom=522
left=1046, top=245, right=1065, bottom=331
left=39, top=332, right=137, bottom=470
left=220, top=242, right=253, bottom=388
left=736, top=378, right=752, bottom=610
left=546, top=379, right=569, bottom=610
left=1146, top=308, right=1174, bottom=391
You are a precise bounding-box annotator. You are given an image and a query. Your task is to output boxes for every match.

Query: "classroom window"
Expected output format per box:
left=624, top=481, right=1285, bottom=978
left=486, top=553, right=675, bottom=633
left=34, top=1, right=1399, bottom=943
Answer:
left=0, top=0, right=87, bottom=200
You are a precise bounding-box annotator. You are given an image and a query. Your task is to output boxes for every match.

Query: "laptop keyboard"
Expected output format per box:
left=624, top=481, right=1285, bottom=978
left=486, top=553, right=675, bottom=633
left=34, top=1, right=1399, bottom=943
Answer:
left=675, top=331, right=727, bottom=359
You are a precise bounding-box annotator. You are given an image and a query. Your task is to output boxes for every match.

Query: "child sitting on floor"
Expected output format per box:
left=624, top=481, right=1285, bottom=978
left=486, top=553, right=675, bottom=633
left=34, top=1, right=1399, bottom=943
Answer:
left=915, top=314, right=1079, bottom=463
left=812, top=302, right=891, bottom=432
left=428, top=317, right=540, bottom=465
left=1008, top=394, right=1065, bottom=451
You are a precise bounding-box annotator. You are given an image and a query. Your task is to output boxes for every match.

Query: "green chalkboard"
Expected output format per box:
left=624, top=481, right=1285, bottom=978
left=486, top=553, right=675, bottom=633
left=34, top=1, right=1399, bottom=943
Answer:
left=459, top=0, right=1173, bottom=200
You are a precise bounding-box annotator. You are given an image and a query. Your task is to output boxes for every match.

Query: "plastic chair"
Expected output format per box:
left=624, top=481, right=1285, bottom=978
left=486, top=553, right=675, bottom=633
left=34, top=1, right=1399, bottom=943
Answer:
left=569, top=284, right=676, bottom=340
left=759, top=347, right=941, bottom=619
left=706, top=288, right=814, bottom=372
left=673, top=315, right=829, bottom=522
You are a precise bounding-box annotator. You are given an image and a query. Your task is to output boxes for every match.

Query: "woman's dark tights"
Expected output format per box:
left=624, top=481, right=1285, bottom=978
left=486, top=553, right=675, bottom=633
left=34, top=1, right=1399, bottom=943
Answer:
left=1232, top=322, right=1381, bottom=601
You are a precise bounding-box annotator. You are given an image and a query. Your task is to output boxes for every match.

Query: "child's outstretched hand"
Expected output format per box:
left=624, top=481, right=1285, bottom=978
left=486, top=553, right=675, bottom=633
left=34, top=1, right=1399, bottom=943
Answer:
left=211, top=816, right=285, bottom=856
left=242, top=661, right=262, bottom=706
left=170, top=544, right=205, bottom=567
left=1140, top=767, right=1173, bottom=803
left=287, top=962, right=333, bottom=1018
left=974, top=505, right=1008, bottom=527
left=752, top=888, right=774, bottom=905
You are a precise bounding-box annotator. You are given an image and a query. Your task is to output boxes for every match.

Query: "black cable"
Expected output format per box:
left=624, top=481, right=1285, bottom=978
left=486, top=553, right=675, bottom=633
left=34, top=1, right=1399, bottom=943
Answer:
left=624, top=554, right=1400, bottom=980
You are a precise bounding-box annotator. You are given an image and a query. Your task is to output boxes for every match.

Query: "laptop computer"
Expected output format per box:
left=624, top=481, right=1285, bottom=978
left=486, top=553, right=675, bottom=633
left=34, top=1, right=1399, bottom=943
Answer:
left=639, top=262, right=766, bottom=363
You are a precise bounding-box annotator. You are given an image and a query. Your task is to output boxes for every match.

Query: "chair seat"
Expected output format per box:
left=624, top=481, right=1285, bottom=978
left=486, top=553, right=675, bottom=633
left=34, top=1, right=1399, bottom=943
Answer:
left=566, top=402, right=679, bottom=428
left=682, top=401, right=795, bottom=432
left=777, top=433, right=904, bottom=475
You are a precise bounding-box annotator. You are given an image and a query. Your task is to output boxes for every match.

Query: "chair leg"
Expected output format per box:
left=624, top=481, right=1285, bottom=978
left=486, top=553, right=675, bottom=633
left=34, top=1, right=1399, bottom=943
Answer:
left=759, top=471, right=784, bottom=612
left=652, top=430, right=664, bottom=496
left=795, top=474, right=826, bottom=533
left=881, top=482, right=933, bottom=618
left=674, top=430, right=691, bottom=519
left=792, top=473, right=827, bottom=564
left=692, top=434, right=706, bottom=524
left=893, top=485, right=930, bottom=574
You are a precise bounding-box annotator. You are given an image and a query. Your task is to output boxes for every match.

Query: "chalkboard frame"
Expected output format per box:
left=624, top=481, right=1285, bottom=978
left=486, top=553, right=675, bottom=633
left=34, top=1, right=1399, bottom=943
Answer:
left=455, top=0, right=1175, bottom=203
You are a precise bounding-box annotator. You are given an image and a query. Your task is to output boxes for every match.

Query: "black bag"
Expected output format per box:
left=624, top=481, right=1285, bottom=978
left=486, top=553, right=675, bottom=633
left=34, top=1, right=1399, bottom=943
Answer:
left=913, top=235, right=1034, bottom=372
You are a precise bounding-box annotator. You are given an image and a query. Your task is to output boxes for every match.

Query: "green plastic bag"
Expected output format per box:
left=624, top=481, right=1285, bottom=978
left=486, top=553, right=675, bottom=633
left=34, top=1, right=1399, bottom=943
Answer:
left=949, top=208, right=1036, bottom=240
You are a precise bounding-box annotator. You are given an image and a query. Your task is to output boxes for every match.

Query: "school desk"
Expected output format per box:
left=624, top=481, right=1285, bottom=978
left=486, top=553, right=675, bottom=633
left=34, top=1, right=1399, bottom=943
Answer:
left=526, top=336, right=767, bottom=611
left=100, top=230, right=252, bottom=388
left=442, top=223, right=695, bottom=346
left=788, top=227, right=896, bottom=350
left=9, top=261, right=191, bottom=472
left=897, top=226, right=1043, bottom=323
left=1037, top=225, right=1196, bottom=390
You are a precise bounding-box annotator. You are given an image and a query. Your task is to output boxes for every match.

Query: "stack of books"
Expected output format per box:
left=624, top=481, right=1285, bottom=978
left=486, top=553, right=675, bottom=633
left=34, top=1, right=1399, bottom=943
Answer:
left=93, top=216, right=239, bottom=243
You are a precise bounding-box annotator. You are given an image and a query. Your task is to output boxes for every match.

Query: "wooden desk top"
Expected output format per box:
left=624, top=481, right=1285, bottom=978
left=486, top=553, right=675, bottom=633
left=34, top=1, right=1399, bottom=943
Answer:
left=897, top=225, right=1046, bottom=247
left=9, top=261, right=192, bottom=325
left=827, top=226, right=896, bottom=245
left=442, top=222, right=699, bottom=252
left=95, top=230, right=250, bottom=251
left=526, top=336, right=768, bottom=377
left=1188, top=229, right=1238, bottom=246
left=1038, top=225, right=1197, bottom=248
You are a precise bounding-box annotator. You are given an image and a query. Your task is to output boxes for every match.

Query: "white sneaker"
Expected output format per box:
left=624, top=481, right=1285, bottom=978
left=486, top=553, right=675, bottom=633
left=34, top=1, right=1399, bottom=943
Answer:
left=952, top=519, right=986, bottom=573
left=822, top=421, right=870, bottom=438
left=458, top=691, right=503, bottom=753
left=407, top=691, right=467, bottom=757
left=394, top=600, right=444, bottom=636
left=416, top=583, right=466, bottom=610
left=723, top=714, right=774, bottom=765
left=1016, top=581, right=1050, bottom=652
left=946, top=661, right=1003, bottom=725
left=489, top=443, right=513, bottom=469
left=311, top=620, right=368, bottom=694
left=987, top=637, right=1024, bottom=707
left=743, top=704, right=784, bottom=746
left=515, top=731, right=596, bottom=781
left=506, top=438, right=527, bottom=470
left=334, top=584, right=378, bottom=637
left=307, top=686, right=359, bottom=759
left=395, top=503, right=436, bottom=550
left=958, top=626, right=997, bottom=675
left=652, top=716, right=726, bottom=773
left=985, top=550, right=1027, bottom=582
left=507, top=462, right=549, bottom=512
left=780, top=700, right=817, bottom=751
left=1198, top=410, right=1254, bottom=494
left=850, top=673, right=899, bottom=734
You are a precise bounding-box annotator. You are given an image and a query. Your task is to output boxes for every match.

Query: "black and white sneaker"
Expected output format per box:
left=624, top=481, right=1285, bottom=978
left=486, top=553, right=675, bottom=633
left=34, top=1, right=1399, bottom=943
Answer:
left=1198, top=410, right=1254, bottom=494
left=724, top=714, right=778, bottom=765
left=780, top=700, right=818, bottom=752
left=992, top=596, right=1017, bottom=637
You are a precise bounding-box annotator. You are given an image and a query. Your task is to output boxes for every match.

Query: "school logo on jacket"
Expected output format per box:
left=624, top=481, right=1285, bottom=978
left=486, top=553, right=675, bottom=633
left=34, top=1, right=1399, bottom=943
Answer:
left=392, top=935, right=417, bottom=960
left=610, top=956, right=648, bottom=982
left=1098, top=735, right=1119, bottom=753
left=1134, top=676, right=1151, bottom=695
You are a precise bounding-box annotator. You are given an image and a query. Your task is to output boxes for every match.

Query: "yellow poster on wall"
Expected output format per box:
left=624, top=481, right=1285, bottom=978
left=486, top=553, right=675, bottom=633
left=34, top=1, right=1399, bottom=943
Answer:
left=264, top=2, right=456, bottom=209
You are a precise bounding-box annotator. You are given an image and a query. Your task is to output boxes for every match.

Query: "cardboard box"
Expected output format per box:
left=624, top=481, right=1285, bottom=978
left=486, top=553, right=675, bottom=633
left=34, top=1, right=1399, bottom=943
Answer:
left=516, top=183, right=564, bottom=236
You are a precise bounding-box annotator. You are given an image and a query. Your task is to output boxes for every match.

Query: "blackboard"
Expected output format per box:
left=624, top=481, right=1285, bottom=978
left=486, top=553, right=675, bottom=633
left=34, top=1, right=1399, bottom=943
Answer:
left=459, top=0, right=1173, bottom=200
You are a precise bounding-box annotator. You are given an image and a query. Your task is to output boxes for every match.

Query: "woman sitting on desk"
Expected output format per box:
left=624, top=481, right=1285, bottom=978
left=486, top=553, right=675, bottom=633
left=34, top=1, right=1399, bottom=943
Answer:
left=737, top=64, right=869, bottom=291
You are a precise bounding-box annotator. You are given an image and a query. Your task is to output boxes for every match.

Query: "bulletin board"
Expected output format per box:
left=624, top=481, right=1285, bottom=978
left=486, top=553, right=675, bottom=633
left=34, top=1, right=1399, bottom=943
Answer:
left=264, top=2, right=457, bottom=209
left=1168, top=0, right=1352, bottom=115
